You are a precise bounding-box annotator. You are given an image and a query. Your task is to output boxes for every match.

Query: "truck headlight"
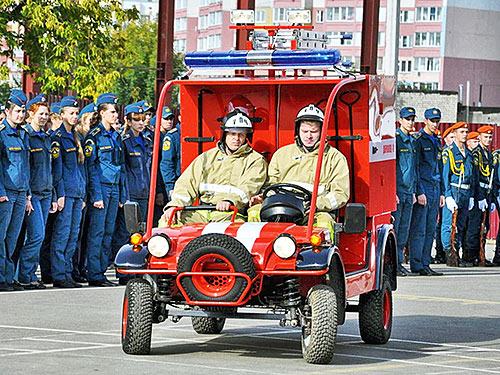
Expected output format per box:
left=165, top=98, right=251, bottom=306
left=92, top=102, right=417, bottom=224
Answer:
left=148, top=234, right=171, bottom=258
left=273, top=234, right=297, bottom=259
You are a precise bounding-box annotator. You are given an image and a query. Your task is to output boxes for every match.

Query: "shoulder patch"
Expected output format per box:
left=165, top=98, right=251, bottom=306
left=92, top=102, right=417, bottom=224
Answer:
left=54, top=129, right=63, bottom=138
left=89, top=127, right=101, bottom=137
left=121, top=133, right=131, bottom=141
left=84, top=140, right=94, bottom=157
left=51, top=141, right=60, bottom=159
left=144, top=134, right=152, bottom=143
left=167, top=128, right=178, bottom=134
left=412, top=132, right=422, bottom=139
left=0, top=124, right=5, bottom=132
left=162, top=137, right=171, bottom=151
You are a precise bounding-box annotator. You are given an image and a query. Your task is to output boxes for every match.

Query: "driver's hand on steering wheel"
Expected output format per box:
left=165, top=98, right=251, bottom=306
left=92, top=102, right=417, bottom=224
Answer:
left=162, top=206, right=181, bottom=225
left=216, top=200, right=232, bottom=211
left=250, top=194, right=263, bottom=206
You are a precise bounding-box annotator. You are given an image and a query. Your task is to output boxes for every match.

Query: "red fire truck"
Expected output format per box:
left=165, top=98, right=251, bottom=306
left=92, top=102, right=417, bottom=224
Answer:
left=116, top=22, right=397, bottom=364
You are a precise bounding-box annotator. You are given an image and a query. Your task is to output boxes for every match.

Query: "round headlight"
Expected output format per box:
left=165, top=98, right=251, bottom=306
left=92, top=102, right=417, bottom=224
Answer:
left=273, top=235, right=297, bottom=259
left=148, top=234, right=170, bottom=258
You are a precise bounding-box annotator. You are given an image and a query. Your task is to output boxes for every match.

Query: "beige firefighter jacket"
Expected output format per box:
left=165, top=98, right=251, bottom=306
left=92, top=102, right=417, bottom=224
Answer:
left=267, top=142, right=350, bottom=211
left=167, top=142, right=267, bottom=210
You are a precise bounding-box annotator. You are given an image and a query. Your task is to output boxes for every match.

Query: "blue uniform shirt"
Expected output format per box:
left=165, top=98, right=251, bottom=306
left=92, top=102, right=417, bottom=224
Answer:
left=0, top=119, right=30, bottom=195
left=159, top=126, right=181, bottom=196
left=395, top=128, right=416, bottom=197
left=471, top=144, right=493, bottom=202
left=84, top=123, right=129, bottom=203
left=442, top=142, right=475, bottom=204
left=122, top=130, right=152, bottom=200
left=413, top=128, right=441, bottom=196
left=25, top=123, right=54, bottom=197
left=51, top=125, right=86, bottom=200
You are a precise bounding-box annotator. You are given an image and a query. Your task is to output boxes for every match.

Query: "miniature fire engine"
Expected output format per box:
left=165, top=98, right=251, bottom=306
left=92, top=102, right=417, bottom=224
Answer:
left=115, top=10, right=397, bottom=364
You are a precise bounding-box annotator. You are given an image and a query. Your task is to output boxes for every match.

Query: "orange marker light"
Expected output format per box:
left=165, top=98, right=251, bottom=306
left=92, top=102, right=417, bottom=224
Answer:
left=130, top=233, right=143, bottom=245
left=310, top=234, right=322, bottom=246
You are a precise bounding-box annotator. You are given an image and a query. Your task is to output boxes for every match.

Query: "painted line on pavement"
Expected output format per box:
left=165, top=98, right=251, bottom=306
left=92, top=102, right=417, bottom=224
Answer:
left=395, top=293, right=500, bottom=305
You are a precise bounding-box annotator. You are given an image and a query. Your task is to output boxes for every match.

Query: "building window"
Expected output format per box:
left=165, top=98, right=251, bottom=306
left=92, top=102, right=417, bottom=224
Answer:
left=174, top=17, right=187, bottom=32
left=398, top=60, right=412, bottom=73
left=400, top=10, right=414, bottom=23
left=200, top=0, right=208, bottom=6
left=379, top=7, right=386, bottom=22
left=208, top=11, right=222, bottom=26
left=415, top=32, right=441, bottom=47
left=255, top=10, right=265, bottom=23
left=413, top=82, right=439, bottom=90
left=377, top=56, right=384, bottom=72
left=175, top=0, right=187, bottom=9
left=399, top=35, right=413, bottom=48
left=174, top=39, right=186, bottom=53
left=326, top=7, right=354, bottom=22
left=326, top=31, right=353, bottom=47
left=273, top=8, right=288, bottom=23
left=208, top=34, right=221, bottom=49
left=414, top=57, right=440, bottom=72
left=416, top=7, right=442, bottom=22
left=378, top=31, right=385, bottom=47
left=316, top=10, right=324, bottom=23
left=198, top=15, right=208, bottom=30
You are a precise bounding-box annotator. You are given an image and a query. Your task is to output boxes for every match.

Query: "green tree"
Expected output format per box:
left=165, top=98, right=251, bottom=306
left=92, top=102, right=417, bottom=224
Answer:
left=0, top=0, right=139, bottom=98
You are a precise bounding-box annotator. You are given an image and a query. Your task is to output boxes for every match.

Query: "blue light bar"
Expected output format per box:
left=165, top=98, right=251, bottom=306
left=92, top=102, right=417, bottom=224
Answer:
left=184, top=49, right=342, bottom=69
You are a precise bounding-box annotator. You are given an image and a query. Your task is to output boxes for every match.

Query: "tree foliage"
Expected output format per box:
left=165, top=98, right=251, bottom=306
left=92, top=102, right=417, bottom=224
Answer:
left=0, top=0, right=139, bottom=98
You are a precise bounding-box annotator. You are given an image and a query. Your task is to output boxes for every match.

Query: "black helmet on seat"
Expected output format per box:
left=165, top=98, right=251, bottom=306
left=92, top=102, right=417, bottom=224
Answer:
left=260, top=193, right=306, bottom=224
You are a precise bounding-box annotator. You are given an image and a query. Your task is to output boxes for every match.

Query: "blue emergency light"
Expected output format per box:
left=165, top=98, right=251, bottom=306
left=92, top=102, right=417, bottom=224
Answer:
left=184, top=49, right=342, bottom=69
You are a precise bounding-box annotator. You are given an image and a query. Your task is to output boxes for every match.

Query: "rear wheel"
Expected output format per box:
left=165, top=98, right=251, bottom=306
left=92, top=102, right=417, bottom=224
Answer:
left=358, top=277, right=393, bottom=344
left=301, top=285, right=338, bottom=364
left=122, top=278, right=153, bottom=354
left=191, top=307, right=231, bottom=334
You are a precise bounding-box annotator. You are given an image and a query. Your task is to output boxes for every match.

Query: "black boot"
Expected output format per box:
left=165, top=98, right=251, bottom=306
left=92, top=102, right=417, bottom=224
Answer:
left=445, top=247, right=458, bottom=267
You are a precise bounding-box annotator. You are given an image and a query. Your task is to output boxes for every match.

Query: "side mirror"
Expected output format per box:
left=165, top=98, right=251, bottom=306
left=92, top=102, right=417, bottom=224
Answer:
left=343, top=203, right=366, bottom=234
left=124, top=202, right=145, bottom=234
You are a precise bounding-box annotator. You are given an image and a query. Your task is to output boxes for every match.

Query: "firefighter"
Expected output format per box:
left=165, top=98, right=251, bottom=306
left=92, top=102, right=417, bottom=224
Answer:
left=248, top=104, right=350, bottom=234
left=0, top=89, right=30, bottom=292
left=84, top=93, right=128, bottom=287
left=408, top=108, right=444, bottom=276
left=441, top=122, right=475, bottom=266
left=162, top=109, right=267, bottom=224
left=466, top=125, right=494, bottom=266
left=159, top=106, right=181, bottom=203
left=393, top=107, right=417, bottom=276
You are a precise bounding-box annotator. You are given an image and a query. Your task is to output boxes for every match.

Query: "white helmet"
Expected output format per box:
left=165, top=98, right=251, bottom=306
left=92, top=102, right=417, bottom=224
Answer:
left=221, top=110, right=253, bottom=134
left=294, top=104, right=325, bottom=126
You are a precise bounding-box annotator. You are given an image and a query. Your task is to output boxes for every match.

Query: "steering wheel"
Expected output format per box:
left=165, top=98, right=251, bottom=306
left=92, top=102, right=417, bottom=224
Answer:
left=262, top=183, right=312, bottom=203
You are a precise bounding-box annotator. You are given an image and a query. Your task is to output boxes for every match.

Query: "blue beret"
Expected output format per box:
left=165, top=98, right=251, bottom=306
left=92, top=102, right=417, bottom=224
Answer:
left=50, top=102, right=61, bottom=114
left=149, top=114, right=156, bottom=126
left=162, top=106, right=174, bottom=119
left=26, top=94, right=47, bottom=111
left=124, top=102, right=144, bottom=116
left=60, top=96, right=79, bottom=108
left=9, top=89, right=27, bottom=108
left=138, top=100, right=153, bottom=112
left=425, top=107, right=441, bottom=120
left=78, top=103, right=96, bottom=120
left=96, top=92, right=118, bottom=106
left=399, top=106, right=416, bottom=118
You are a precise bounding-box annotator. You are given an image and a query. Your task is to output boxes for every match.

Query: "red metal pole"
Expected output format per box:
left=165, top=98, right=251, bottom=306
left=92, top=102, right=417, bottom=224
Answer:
left=360, top=0, right=380, bottom=74
left=146, top=80, right=177, bottom=240
left=156, top=0, right=175, bottom=106
left=306, top=76, right=366, bottom=238
left=235, top=0, right=255, bottom=50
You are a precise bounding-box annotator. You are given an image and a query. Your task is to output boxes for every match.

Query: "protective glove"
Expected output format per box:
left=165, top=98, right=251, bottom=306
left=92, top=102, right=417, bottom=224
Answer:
left=478, top=199, right=488, bottom=212
left=490, top=202, right=496, bottom=213
left=446, top=196, right=458, bottom=212
left=468, top=197, right=475, bottom=211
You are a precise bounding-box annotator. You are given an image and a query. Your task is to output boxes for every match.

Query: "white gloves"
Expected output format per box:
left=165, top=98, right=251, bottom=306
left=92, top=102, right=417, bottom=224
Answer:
left=491, top=203, right=496, bottom=213
left=446, top=196, right=458, bottom=212
left=468, top=197, right=475, bottom=211
left=478, top=199, right=488, bottom=212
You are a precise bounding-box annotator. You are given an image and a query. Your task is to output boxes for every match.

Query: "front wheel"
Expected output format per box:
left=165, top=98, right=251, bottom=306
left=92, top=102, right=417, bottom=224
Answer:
left=301, top=285, right=338, bottom=364
left=358, top=277, right=393, bottom=344
left=122, top=278, right=153, bottom=354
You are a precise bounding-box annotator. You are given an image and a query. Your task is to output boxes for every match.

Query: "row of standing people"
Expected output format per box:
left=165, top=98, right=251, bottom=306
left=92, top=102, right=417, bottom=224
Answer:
left=0, top=89, right=181, bottom=291
left=394, top=106, right=500, bottom=277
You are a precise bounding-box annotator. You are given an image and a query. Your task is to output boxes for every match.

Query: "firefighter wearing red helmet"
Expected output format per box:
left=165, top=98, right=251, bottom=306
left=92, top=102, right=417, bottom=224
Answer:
left=249, top=104, right=350, bottom=231
left=161, top=109, right=267, bottom=224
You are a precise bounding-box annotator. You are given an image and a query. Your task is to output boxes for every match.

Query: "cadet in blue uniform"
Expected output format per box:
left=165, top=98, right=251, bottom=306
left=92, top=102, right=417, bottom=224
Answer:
left=159, top=107, right=181, bottom=202
left=466, top=125, right=495, bottom=266
left=441, top=122, right=475, bottom=266
left=50, top=96, right=86, bottom=288
left=85, top=93, right=128, bottom=287
left=0, top=89, right=30, bottom=292
left=492, top=148, right=500, bottom=266
left=393, top=107, right=417, bottom=276
left=17, top=96, right=57, bottom=289
left=408, top=108, right=444, bottom=276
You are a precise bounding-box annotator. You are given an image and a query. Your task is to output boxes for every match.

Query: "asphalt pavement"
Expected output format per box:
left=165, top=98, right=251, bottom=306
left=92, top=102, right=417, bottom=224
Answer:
left=1, top=248, right=500, bottom=374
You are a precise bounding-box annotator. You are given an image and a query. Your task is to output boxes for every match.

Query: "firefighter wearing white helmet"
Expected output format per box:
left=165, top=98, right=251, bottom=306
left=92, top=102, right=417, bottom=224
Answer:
left=161, top=109, right=267, bottom=225
left=248, top=104, right=350, bottom=232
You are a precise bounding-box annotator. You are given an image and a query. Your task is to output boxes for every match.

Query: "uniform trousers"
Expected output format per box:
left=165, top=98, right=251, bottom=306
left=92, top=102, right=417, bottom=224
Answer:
left=392, top=193, right=414, bottom=265
left=0, top=190, right=26, bottom=284
left=18, top=193, right=52, bottom=283
left=465, top=206, right=489, bottom=261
